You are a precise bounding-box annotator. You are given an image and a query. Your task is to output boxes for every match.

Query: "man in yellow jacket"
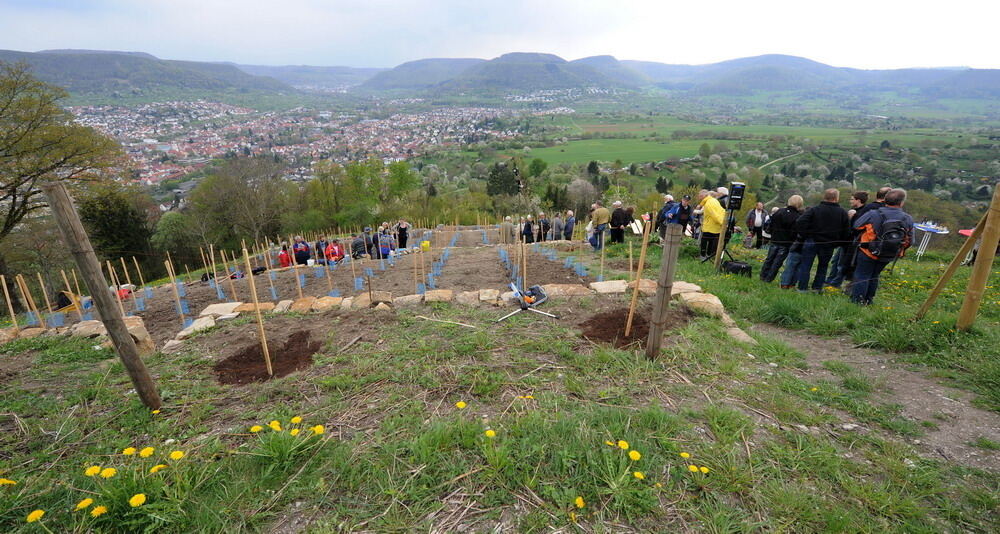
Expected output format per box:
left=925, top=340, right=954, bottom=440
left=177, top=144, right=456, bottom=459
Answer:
left=696, top=190, right=725, bottom=260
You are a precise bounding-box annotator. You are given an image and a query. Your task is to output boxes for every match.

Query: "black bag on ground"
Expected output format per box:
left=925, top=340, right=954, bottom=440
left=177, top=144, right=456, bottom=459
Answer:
left=722, top=260, right=752, bottom=277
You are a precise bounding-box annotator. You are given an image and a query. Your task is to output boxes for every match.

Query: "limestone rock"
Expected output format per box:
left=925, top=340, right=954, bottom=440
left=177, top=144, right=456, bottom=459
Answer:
left=70, top=320, right=106, bottom=338
left=176, top=316, right=216, bottom=340
left=234, top=302, right=275, bottom=313
left=18, top=327, right=46, bottom=339
left=671, top=281, right=702, bottom=295
left=726, top=327, right=757, bottom=345
left=626, top=279, right=657, bottom=296
left=720, top=312, right=737, bottom=327
left=678, top=292, right=725, bottom=318
left=542, top=284, right=593, bottom=297
left=162, top=339, right=184, bottom=354
left=273, top=300, right=294, bottom=313
left=340, top=297, right=354, bottom=311
left=393, top=294, right=423, bottom=307
left=500, top=291, right=518, bottom=304
left=289, top=297, right=317, bottom=313
left=479, top=289, right=500, bottom=305
left=374, top=302, right=392, bottom=312
left=199, top=302, right=243, bottom=318
left=424, top=289, right=454, bottom=303
left=127, top=321, right=155, bottom=355
left=0, top=327, right=18, bottom=345
left=311, top=296, right=342, bottom=312
left=589, top=279, right=628, bottom=294
left=372, top=291, right=392, bottom=304
left=352, top=293, right=372, bottom=309
left=455, top=291, right=480, bottom=306
left=215, top=313, right=240, bottom=321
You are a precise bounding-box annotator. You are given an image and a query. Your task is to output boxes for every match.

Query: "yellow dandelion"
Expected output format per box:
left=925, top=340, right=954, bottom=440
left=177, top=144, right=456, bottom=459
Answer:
left=90, top=505, right=107, bottom=518
left=310, top=425, right=325, bottom=435
left=250, top=425, right=263, bottom=433
left=628, top=450, right=641, bottom=461
left=290, top=416, right=302, bottom=424
left=633, top=471, right=645, bottom=480
left=810, top=387, right=818, bottom=392
left=268, top=420, right=282, bottom=432
left=0, top=478, right=16, bottom=485
left=99, top=467, right=117, bottom=479
left=932, top=321, right=940, bottom=324
left=139, top=447, right=155, bottom=458
left=574, top=496, right=585, bottom=509
left=84, top=465, right=101, bottom=477
left=679, top=452, right=690, bottom=459
left=485, top=429, right=496, bottom=438
left=149, top=464, right=167, bottom=474
left=122, top=447, right=137, bottom=456
left=151, top=410, right=161, bottom=415
left=617, top=440, right=629, bottom=450
left=169, top=450, right=185, bottom=460
left=569, top=511, right=577, bottom=522
left=655, top=482, right=663, bottom=488
left=455, top=401, right=467, bottom=409
left=290, top=428, right=300, bottom=436
left=699, top=466, right=710, bottom=474
left=129, top=493, right=147, bottom=507
left=26, top=509, right=44, bottom=523
left=604, top=440, right=615, bottom=447
left=75, top=498, right=94, bottom=511
left=688, top=464, right=699, bottom=473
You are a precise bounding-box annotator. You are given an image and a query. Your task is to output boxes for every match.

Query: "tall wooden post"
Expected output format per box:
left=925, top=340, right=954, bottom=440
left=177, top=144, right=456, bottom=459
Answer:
left=131, top=257, right=147, bottom=289
left=36, top=272, right=53, bottom=313
left=164, top=261, right=185, bottom=326
left=42, top=181, right=160, bottom=409
left=646, top=224, right=684, bottom=359
left=625, top=221, right=652, bottom=337
left=956, top=187, right=1000, bottom=330
left=243, top=248, right=272, bottom=376
left=60, top=269, right=83, bottom=321
left=1, top=274, right=18, bottom=331
left=106, top=261, right=126, bottom=317
left=16, top=275, right=44, bottom=328
left=915, top=212, right=986, bottom=320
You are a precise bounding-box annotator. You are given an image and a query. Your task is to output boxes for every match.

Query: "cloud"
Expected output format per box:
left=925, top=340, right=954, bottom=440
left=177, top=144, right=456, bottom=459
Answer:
left=0, top=0, right=996, bottom=69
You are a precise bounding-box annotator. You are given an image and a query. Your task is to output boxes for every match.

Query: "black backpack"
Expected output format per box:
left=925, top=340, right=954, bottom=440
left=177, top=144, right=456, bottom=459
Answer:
left=866, top=209, right=908, bottom=262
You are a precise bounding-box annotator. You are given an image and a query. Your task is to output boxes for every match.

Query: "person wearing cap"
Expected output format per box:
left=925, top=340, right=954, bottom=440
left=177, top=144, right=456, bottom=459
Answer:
left=589, top=201, right=610, bottom=250
left=609, top=201, right=628, bottom=244
left=665, top=195, right=693, bottom=232
left=654, top=194, right=677, bottom=239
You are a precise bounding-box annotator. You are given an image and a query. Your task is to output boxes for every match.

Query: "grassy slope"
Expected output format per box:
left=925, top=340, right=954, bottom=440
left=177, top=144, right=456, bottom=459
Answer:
left=1, top=242, right=998, bottom=532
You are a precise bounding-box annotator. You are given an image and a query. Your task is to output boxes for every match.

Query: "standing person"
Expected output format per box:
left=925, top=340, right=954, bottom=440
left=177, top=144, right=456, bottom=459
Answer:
left=522, top=215, right=535, bottom=244
left=278, top=243, right=292, bottom=268
left=609, top=201, right=628, bottom=244
left=826, top=191, right=870, bottom=288
left=761, top=195, right=804, bottom=283
left=292, top=236, right=311, bottom=265
left=624, top=207, right=636, bottom=237
left=716, top=186, right=730, bottom=210
left=851, top=189, right=914, bottom=305
left=315, top=236, right=329, bottom=265
left=351, top=233, right=367, bottom=259
left=665, top=194, right=693, bottom=230
left=537, top=212, right=551, bottom=242
left=325, top=240, right=345, bottom=264
left=696, top=190, right=725, bottom=260
left=396, top=219, right=410, bottom=249
left=745, top=202, right=768, bottom=249
left=863, top=187, right=891, bottom=214
left=552, top=213, right=564, bottom=241
left=655, top=194, right=676, bottom=238
left=794, top=189, right=850, bottom=293
left=362, top=227, right=375, bottom=257
left=563, top=210, right=576, bottom=241
left=500, top=216, right=516, bottom=244
left=589, top=201, right=610, bottom=250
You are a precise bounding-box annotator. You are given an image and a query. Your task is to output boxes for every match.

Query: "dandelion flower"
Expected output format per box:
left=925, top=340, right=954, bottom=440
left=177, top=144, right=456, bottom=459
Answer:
left=655, top=482, right=663, bottom=488
left=628, top=450, right=641, bottom=461
left=151, top=410, right=161, bottom=415
left=679, top=452, right=690, bottom=459
left=99, top=467, right=117, bottom=479
left=617, top=440, right=629, bottom=450
left=122, top=447, right=137, bottom=456
left=290, top=416, right=302, bottom=424
left=569, top=511, right=577, bottom=522
left=90, top=506, right=107, bottom=518
left=485, top=429, right=496, bottom=438
left=75, top=498, right=94, bottom=511
left=688, top=465, right=699, bottom=473
left=139, top=447, right=155, bottom=458
left=268, top=420, right=282, bottom=432
left=699, top=466, right=710, bottom=474
left=169, top=450, right=185, bottom=460
left=250, top=425, right=263, bottom=433
left=84, top=465, right=101, bottom=477
left=633, top=471, right=645, bottom=480
left=129, top=493, right=147, bottom=507
left=149, top=464, right=167, bottom=474
left=290, top=428, right=300, bottom=436
left=455, top=401, right=467, bottom=409
left=604, top=440, right=615, bottom=447
left=574, top=496, right=585, bottom=509
left=810, top=387, right=818, bottom=392
left=0, top=478, right=16, bottom=485
left=310, top=425, right=325, bottom=435
left=26, top=510, right=44, bottom=523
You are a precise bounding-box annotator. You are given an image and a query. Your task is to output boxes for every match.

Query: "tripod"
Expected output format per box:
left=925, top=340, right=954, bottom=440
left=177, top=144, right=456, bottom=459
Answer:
left=496, top=283, right=559, bottom=322
left=701, top=210, right=737, bottom=266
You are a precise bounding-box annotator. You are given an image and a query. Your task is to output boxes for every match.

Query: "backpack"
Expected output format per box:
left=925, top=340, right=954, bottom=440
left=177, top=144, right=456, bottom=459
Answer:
left=864, top=209, right=908, bottom=262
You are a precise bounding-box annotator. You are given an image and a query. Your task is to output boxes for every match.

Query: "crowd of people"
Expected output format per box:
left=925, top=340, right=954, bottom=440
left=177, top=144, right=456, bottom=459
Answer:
left=276, top=220, right=412, bottom=266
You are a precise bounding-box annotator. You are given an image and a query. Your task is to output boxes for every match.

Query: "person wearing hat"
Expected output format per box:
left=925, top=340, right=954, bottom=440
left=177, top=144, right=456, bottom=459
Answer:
left=589, top=201, right=610, bottom=250
left=609, top=201, right=628, bottom=244
left=654, top=194, right=677, bottom=239
left=665, top=195, right=693, bottom=233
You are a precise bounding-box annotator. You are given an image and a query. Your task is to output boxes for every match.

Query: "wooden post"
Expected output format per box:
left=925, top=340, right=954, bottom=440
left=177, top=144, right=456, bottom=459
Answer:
left=713, top=213, right=728, bottom=270
left=131, top=257, right=147, bottom=289
left=42, top=181, right=161, bottom=409
left=1, top=274, right=18, bottom=331
left=119, top=257, right=139, bottom=313
left=220, top=249, right=239, bottom=302
left=625, top=221, right=652, bottom=337
left=290, top=244, right=303, bottom=300
left=522, top=242, right=528, bottom=289
left=242, top=248, right=272, bottom=376
left=599, top=238, right=606, bottom=280
left=164, top=261, right=185, bottom=326
left=36, top=272, right=53, bottom=313
left=71, top=269, right=83, bottom=301
left=412, top=245, right=419, bottom=294
left=106, top=261, right=126, bottom=317
left=265, top=261, right=278, bottom=301
left=16, top=274, right=45, bottom=328
left=915, top=212, right=987, bottom=320
left=956, top=187, right=1000, bottom=330
left=628, top=241, right=634, bottom=280
left=208, top=245, right=221, bottom=296
left=646, top=224, right=683, bottom=359
left=60, top=269, right=83, bottom=321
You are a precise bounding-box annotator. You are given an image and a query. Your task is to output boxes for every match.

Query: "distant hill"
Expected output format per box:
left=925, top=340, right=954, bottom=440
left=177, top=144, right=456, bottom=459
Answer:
left=359, top=58, right=486, bottom=91
left=235, top=64, right=385, bottom=89
left=569, top=55, right=648, bottom=86
left=38, top=49, right=159, bottom=60
left=437, top=52, right=623, bottom=93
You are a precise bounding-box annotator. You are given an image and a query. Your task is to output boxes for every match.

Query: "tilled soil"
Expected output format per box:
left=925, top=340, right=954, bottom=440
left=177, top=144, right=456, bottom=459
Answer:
left=578, top=305, right=692, bottom=348
left=213, top=330, right=321, bottom=385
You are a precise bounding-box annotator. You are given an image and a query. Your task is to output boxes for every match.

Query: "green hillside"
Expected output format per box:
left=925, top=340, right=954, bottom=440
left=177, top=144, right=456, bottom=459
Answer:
left=235, top=64, right=385, bottom=88
left=438, top=52, right=622, bottom=93
left=359, top=58, right=485, bottom=90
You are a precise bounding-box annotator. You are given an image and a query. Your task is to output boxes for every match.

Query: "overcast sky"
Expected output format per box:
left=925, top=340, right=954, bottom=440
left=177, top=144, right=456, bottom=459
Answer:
left=1, top=0, right=996, bottom=69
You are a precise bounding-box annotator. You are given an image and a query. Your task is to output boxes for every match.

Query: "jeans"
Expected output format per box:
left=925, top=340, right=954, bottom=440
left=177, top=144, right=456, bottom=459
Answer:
left=780, top=249, right=804, bottom=287
left=851, top=252, right=890, bottom=304
left=825, top=247, right=845, bottom=287
left=760, top=244, right=790, bottom=282
left=796, top=240, right=835, bottom=291
left=751, top=227, right=764, bottom=248
left=700, top=232, right=719, bottom=258
left=589, top=224, right=607, bottom=250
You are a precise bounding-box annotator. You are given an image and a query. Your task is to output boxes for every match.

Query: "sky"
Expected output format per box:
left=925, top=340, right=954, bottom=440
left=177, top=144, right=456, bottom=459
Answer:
left=1, top=0, right=997, bottom=69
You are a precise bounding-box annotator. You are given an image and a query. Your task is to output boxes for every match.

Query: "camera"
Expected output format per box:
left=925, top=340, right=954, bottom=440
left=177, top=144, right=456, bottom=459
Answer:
left=727, top=181, right=746, bottom=211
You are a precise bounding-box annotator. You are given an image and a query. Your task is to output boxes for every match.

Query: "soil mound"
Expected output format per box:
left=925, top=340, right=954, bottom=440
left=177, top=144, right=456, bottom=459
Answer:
left=579, top=307, right=691, bottom=348
left=214, top=330, right=320, bottom=385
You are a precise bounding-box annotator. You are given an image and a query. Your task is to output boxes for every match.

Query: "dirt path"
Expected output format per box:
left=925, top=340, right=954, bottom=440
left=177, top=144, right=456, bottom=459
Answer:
left=750, top=323, right=1000, bottom=472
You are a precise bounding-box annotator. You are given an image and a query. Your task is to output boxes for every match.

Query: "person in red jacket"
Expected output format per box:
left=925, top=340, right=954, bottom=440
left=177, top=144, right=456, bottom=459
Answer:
left=277, top=244, right=292, bottom=268
left=325, top=240, right=345, bottom=263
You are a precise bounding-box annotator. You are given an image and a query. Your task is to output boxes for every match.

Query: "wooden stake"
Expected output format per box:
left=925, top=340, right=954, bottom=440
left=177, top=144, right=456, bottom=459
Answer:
left=219, top=249, right=239, bottom=302
left=243, top=248, right=272, bottom=376
left=164, top=260, right=185, bottom=326
left=1, top=274, right=18, bottom=331
left=629, top=241, right=634, bottom=280
left=646, top=224, right=683, bottom=359
left=36, top=272, right=53, bottom=313
left=42, top=181, right=160, bottom=409
left=208, top=245, right=221, bottom=296
left=522, top=242, right=528, bottom=289
left=624, top=221, right=652, bottom=337
left=17, top=274, right=45, bottom=329
left=599, top=237, right=606, bottom=280
left=131, top=256, right=147, bottom=288
left=120, top=257, right=139, bottom=312
left=61, top=269, right=83, bottom=321
left=323, top=251, right=334, bottom=293
left=957, top=187, right=1000, bottom=330
left=290, top=244, right=303, bottom=300
left=106, top=261, right=126, bottom=317
left=71, top=269, right=83, bottom=300
left=916, top=212, right=987, bottom=320
left=265, top=261, right=278, bottom=301
left=412, top=244, right=419, bottom=294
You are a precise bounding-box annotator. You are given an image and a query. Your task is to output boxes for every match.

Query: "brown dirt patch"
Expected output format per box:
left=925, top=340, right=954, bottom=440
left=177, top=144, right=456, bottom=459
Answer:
left=579, top=306, right=692, bottom=348
left=213, top=330, right=320, bottom=385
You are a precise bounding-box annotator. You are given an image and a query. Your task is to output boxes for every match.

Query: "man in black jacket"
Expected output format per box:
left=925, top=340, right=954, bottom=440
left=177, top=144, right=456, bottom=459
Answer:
left=826, top=191, right=870, bottom=288
left=609, top=201, right=628, bottom=244
left=760, top=195, right=804, bottom=282
left=794, top=189, right=850, bottom=292
left=536, top=212, right=551, bottom=242
left=654, top=195, right=676, bottom=238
